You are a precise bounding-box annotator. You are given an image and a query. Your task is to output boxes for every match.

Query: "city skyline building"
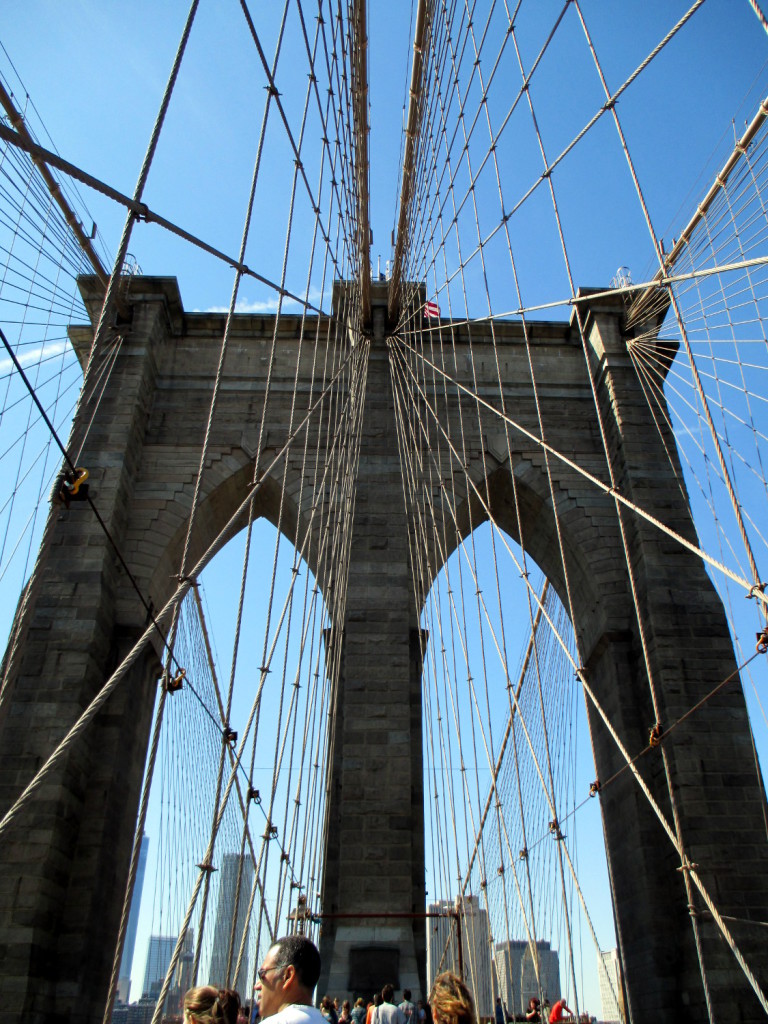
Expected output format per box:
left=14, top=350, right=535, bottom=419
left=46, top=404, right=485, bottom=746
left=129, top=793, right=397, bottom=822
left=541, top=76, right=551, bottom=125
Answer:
left=426, top=898, right=459, bottom=985
left=116, top=833, right=150, bottom=1004
left=426, top=895, right=493, bottom=1018
left=598, top=948, right=625, bottom=1023
left=209, top=852, right=255, bottom=995
left=494, top=939, right=560, bottom=1015
left=142, top=934, right=175, bottom=1000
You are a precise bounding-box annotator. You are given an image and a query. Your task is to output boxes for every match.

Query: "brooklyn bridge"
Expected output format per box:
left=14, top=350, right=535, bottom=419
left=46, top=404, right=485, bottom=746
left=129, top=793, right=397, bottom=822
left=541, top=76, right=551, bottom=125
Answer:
left=0, top=3, right=767, bottom=1023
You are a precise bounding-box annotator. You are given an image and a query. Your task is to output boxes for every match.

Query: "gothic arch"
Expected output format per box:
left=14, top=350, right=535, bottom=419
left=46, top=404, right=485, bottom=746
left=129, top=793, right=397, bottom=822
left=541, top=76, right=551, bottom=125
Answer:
left=141, top=454, right=320, bottom=620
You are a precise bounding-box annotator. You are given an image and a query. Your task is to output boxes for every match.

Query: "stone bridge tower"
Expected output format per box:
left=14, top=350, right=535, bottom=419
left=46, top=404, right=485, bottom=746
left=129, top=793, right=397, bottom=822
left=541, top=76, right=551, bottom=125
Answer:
left=0, top=276, right=766, bottom=1023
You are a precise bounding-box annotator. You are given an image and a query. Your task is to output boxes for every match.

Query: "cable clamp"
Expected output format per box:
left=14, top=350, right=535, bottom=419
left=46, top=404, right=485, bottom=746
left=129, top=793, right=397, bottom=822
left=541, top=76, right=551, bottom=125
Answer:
left=497, top=864, right=505, bottom=875
left=58, top=466, right=89, bottom=506
left=746, top=582, right=766, bottom=600
left=589, top=779, right=601, bottom=798
left=676, top=859, right=698, bottom=873
left=223, top=726, right=238, bottom=745
left=756, top=628, right=768, bottom=655
left=247, top=787, right=261, bottom=804
left=549, top=818, right=565, bottom=841
left=171, top=573, right=197, bottom=586
left=264, top=823, right=279, bottom=840
left=519, top=847, right=528, bottom=860
left=165, top=668, right=186, bottom=693
left=649, top=722, right=663, bottom=748
left=196, top=860, right=217, bottom=874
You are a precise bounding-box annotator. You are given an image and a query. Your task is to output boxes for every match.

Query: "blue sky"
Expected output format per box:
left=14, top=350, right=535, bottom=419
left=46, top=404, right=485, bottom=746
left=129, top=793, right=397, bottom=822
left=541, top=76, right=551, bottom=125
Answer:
left=2, top=1, right=768, bottom=1017
left=3, top=2, right=765, bottom=315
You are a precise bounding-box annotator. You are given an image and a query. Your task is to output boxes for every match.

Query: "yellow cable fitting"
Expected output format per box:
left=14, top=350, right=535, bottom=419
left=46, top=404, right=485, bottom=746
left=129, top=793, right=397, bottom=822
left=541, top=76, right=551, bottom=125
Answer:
left=57, top=466, right=89, bottom=506
left=69, top=467, right=89, bottom=494
left=165, top=668, right=185, bottom=693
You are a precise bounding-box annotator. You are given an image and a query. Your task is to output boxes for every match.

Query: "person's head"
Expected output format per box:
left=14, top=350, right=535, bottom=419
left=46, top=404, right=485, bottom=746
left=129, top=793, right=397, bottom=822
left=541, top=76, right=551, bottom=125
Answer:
left=403, top=991, right=412, bottom=1002
left=373, top=994, right=382, bottom=1007
left=184, top=987, right=241, bottom=1024
left=321, top=997, right=334, bottom=1011
left=382, top=985, right=395, bottom=1004
left=355, top=999, right=365, bottom=1008
left=430, top=973, right=476, bottom=1024
left=496, top=999, right=501, bottom=1006
left=334, top=1000, right=340, bottom=1011
left=255, top=935, right=321, bottom=1018
left=527, top=998, right=539, bottom=1010
left=343, top=1001, right=351, bottom=1013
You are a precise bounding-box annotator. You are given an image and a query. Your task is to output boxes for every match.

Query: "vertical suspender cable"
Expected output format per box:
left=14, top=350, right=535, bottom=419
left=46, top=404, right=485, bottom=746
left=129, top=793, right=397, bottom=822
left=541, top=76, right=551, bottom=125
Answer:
left=351, top=0, right=372, bottom=325
left=389, top=0, right=431, bottom=324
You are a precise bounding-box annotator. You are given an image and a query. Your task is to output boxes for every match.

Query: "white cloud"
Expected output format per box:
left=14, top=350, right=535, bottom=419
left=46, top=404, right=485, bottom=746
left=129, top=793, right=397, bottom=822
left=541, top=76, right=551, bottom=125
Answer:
left=199, top=286, right=328, bottom=315
left=0, top=340, right=70, bottom=376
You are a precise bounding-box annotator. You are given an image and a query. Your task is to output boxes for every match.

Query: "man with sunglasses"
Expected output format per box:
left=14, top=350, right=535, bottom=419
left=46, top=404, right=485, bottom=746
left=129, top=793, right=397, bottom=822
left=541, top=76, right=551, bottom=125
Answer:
left=255, top=935, right=325, bottom=1024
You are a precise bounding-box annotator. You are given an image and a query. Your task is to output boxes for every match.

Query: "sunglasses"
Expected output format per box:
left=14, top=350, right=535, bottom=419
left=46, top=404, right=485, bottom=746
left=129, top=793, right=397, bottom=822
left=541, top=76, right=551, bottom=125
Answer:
left=258, top=965, right=283, bottom=983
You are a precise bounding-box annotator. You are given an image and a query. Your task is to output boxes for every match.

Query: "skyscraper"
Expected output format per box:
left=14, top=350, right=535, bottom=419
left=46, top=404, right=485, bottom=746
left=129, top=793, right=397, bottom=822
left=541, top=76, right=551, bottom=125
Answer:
left=208, top=852, right=255, bottom=995
left=598, top=948, right=625, bottom=1023
left=142, top=934, right=176, bottom=1000
left=427, top=898, right=460, bottom=984
left=494, top=939, right=560, bottom=1015
left=116, top=833, right=149, bottom=1004
left=426, top=895, right=493, bottom=1018
left=132, top=929, right=193, bottom=1019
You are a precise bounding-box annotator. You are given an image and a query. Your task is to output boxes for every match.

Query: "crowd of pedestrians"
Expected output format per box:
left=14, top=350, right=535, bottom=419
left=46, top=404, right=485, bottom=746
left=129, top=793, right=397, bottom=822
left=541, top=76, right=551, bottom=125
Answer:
left=180, top=936, right=477, bottom=1024
left=179, top=934, right=574, bottom=1024
left=495, top=994, right=575, bottom=1024
left=317, top=985, right=432, bottom=1024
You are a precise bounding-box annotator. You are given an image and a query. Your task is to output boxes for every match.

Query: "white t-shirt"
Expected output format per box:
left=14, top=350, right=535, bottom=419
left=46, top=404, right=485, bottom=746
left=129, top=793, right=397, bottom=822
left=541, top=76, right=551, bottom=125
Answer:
left=265, top=1005, right=328, bottom=1024
left=376, top=1004, right=407, bottom=1024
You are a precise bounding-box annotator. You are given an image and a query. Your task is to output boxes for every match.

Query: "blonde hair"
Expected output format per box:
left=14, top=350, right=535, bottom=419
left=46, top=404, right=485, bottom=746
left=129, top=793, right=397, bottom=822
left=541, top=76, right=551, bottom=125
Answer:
left=430, top=973, right=476, bottom=1024
left=184, top=986, right=241, bottom=1024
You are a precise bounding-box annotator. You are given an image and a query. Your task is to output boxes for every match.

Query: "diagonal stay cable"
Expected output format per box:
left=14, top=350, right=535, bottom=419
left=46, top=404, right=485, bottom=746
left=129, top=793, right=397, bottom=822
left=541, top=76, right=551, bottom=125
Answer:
left=0, top=123, right=323, bottom=315
left=394, top=330, right=768, bottom=1011
left=0, top=338, right=359, bottom=843
left=397, top=335, right=768, bottom=611
left=0, top=324, right=184, bottom=670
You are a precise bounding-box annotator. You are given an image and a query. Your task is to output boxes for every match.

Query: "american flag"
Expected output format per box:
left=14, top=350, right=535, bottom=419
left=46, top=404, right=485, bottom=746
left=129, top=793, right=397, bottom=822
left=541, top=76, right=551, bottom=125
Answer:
left=424, top=300, right=440, bottom=318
